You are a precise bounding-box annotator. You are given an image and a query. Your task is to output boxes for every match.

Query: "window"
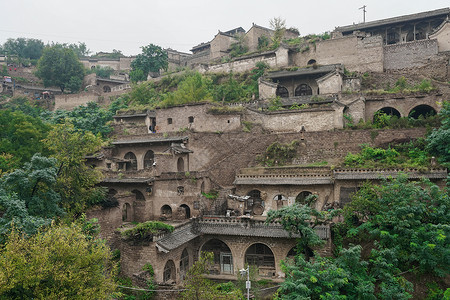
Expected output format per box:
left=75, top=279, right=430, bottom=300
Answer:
left=177, top=186, right=184, bottom=195
left=276, top=85, right=289, bottom=98
left=144, top=150, right=154, bottom=168
left=295, top=84, right=312, bottom=96
left=188, top=116, right=194, bottom=123
left=167, top=118, right=173, bottom=124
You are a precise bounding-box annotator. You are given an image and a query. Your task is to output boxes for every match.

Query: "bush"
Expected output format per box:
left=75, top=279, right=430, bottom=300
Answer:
left=121, top=221, right=174, bottom=241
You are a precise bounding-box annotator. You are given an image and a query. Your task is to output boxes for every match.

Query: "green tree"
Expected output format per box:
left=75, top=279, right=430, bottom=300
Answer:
left=130, top=68, right=147, bottom=83
left=269, top=17, right=286, bottom=48
left=427, top=101, right=450, bottom=166
left=94, top=65, right=115, bottom=79
left=2, top=38, right=44, bottom=62
left=161, top=72, right=211, bottom=107
left=131, top=44, right=168, bottom=78
left=43, top=121, right=104, bottom=216
left=0, top=154, right=64, bottom=240
left=0, top=109, right=50, bottom=171
left=0, top=223, right=117, bottom=299
left=36, top=46, right=85, bottom=93
left=180, top=252, right=243, bottom=300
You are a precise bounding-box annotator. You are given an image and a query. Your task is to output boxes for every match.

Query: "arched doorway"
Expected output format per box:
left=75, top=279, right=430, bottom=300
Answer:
left=245, top=243, right=275, bottom=276
left=103, top=85, right=111, bottom=93
left=296, top=191, right=312, bottom=205
left=276, top=85, right=289, bottom=98
left=132, top=189, right=145, bottom=201
left=144, top=150, right=154, bottom=168
left=163, top=260, right=176, bottom=283
left=247, top=190, right=264, bottom=215
left=287, top=246, right=297, bottom=259
left=274, top=194, right=287, bottom=209
left=295, top=84, right=312, bottom=96
left=161, top=205, right=172, bottom=220
left=408, top=105, right=436, bottom=119
left=307, top=59, right=317, bottom=65
left=180, top=204, right=191, bottom=219
left=373, top=107, right=401, bottom=126
left=122, top=203, right=132, bottom=222
left=201, top=239, right=233, bottom=274
left=177, top=157, right=185, bottom=172
left=179, top=248, right=190, bottom=281
left=124, top=152, right=137, bottom=171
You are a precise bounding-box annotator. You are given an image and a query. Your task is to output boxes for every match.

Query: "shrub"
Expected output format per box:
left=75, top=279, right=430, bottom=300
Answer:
left=121, top=221, right=174, bottom=241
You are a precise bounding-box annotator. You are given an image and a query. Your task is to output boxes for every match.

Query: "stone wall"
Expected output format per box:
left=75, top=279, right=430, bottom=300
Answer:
left=54, top=92, right=100, bottom=110
left=291, top=35, right=384, bottom=72
left=384, top=39, right=438, bottom=70
left=430, top=21, right=450, bottom=52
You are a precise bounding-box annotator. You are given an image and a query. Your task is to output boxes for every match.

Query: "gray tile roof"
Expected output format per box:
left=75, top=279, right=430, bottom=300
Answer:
left=266, top=64, right=340, bottom=79
left=155, top=223, right=199, bottom=252
left=335, top=8, right=450, bottom=33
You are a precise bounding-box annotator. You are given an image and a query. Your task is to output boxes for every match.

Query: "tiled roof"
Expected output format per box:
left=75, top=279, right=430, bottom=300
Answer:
left=155, top=223, right=199, bottom=252
left=335, top=8, right=450, bottom=33
left=266, top=64, right=341, bottom=79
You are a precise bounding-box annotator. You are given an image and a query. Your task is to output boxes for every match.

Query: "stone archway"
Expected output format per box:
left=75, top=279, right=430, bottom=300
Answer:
left=124, top=152, right=137, bottom=171
left=245, top=243, right=275, bottom=277
left=144, top=150, right=154, bottom=168
left=179, top=248, right=190, bottom=281
left=163, top=260, right=176, bottom=283
left=408, top=104, right=436, bottom=119
left=103, top=85, right=111, bottom=93
left=295, top=84, right=312, bottom=96
left=161, top=205, right=172, bottom=220
left=296, top=191, right=312, bottom=205
left=180, top=204, right=191, bottom=219
left=122, top=203, right=132, bottom=222
left=201, top=239, right=233, bottom=274
left=177, top=157, right=185, bottom=172
left=276, top=85, right=289, bottom=98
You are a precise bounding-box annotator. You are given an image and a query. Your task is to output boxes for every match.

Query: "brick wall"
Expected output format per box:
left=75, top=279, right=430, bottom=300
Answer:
left=384, top=39, right=438, bottom=70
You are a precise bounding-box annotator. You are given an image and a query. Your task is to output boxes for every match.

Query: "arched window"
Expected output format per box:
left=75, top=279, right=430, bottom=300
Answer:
left=408, top=105, right=436, bottom=119
left=180, top=204, right=191, bottom=219
left=132, top=189, right=145, bottom=201
left=188, top=116, right=194, bottom=123
left=201, top=239, right=233, bottom=274
left=296, top=191, right=312, bottom=205
left=103, top=85, right=111, bottom=93
left=103, top=189, right=118, bottom=208
left=161, top=205, right=172, bottom=219
left=295, top=84, right=312, bottom=96
left=124, top=152, right=137, bottom=171
left=276, top=85, right=289, bottom=98
left=373, top=107, right=401, bottom=124
left=122, top=203, right=132, bottom=222
left=163, top=260, right=176, bottom=283
left=144, top=150, right=155, bottom=168
left=245, top=243, right=275, bottom=268
left=307, top=59, right=317, bottom=65
left=177, top=157, right=184, bottom=172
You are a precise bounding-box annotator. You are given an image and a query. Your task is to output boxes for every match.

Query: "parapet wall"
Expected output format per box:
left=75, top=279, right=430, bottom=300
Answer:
left=54, top=92, right=100, bottom=110
left=384, top=39, right=438, bottom=70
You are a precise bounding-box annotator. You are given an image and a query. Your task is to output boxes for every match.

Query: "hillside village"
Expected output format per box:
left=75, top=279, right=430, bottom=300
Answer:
left=1, top=7, right=450, bottom=300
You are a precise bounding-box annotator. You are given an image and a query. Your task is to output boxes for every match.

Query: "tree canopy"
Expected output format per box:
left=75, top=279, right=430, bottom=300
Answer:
left=131, top=43, right=168, bottom=80
left=1, top=38, right=44, bottom=62
left=36, top=46, right=85, bottom=93
left=0, top=222, right=117, bottom=299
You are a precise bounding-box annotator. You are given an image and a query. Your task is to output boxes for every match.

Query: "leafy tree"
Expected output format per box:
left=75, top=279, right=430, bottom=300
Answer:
left=269, top=17, right=286, bottom=48
left=36, top=46, right=85, bottom=93
left=180, top=252, right=243, bottom=300
left=0, top=154, right=63, bottom=240
left=2, top=38, right=44, bottom=62
left=343, top=175, right=450, bottom=277
left=266, top=198, right=338, bottom=260
left=161, top=72, right=211, bottom=107
left=130, top=68, right=147, bottom=83
left=94, top=65, right=115, bottom=79
left=0, top=223, right=117, bottom=299
left=0, top=109, right=50, bottom=171
left=43, top=121, right=104, bottom=216
left=427, top=101, right=450, bottom=166
left=51, top=102, right=113, bottom=137
left=131, top=43, right=168, bottom=78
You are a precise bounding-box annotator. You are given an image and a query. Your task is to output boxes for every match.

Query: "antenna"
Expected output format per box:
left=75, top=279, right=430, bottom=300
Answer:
left=359, top=5, right=367, bottom=23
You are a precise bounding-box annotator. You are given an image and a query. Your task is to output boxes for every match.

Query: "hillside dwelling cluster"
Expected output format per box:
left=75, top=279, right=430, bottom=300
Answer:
left=79, top=7, right=450, bottom=288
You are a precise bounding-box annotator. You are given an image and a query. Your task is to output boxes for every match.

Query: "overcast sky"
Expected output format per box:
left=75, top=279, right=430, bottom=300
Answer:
left=1, top=0, right=449, bottom=56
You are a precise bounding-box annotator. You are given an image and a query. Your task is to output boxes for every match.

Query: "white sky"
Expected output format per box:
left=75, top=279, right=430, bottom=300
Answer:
left=1, top=0, right=449, bottom=56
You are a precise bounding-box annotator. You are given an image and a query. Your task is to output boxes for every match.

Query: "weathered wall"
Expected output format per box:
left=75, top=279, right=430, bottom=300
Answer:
left=291, top=35, right=384, bottom=72
left=364, top=94, right=442, bottom=120
left=384, top=39, right=439, bottom=70
left=54, top=92, right=99, bottom=110
left=154, top=103, right=242, bottom=133
left=210, top=34, right=235, bottom=60
left=245, top=26, right=273, bottom=52
left=245, top=107, right=344, bottom=133
left=317, top=72, right=343, bottom=95
left=258, top=78, right=277, bottom=99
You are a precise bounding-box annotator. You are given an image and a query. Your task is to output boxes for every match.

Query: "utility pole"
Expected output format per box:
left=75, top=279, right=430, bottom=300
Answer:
left=359, top=5, right=367, bottom=23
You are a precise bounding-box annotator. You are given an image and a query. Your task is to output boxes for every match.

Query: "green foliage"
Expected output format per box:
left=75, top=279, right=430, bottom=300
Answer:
left=257, top=140, right=299, bottom=166
left=43, top=121, right=104, bottom=216
left=366, top=76, right=436, bottom=95
left=269, top=17, right=286, bottom=49
left=0, top=154, right=64, bottom=240
left=121, top=221, right=174, bottom=241
left=0, top=109, right=50, bottom=171
left=207, top=105, right=245, bottom=115
left=36, top=46, right=85, bottom=93
left=160, top=72, right=212, bottom=107
left=51, top=102, right=113, bottom=137
left=343, top=175, right=450, bottom=277
left=229, top=34, right=248, bottom=58
left=2, top=38, right=44, bottom=61
left=427, top=101, right=450, bottom=166
left=343, top=142, right=432, bottom=168
left=131, top=44, right=168, bottom=78
left=0, top=223, right=117, bottom=299
left=130, top=68, right=147, bottom=83
left=94, top=66, right=115, bottom=78
left=257, top=35, right=270, bottom=51
left=268, top=96, right=283, bottom=111
left=201, top=190, right=218, bottom=199
left=212, top=72, right=248, bottom=102
left=180, top=252, right=243, bottom=300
